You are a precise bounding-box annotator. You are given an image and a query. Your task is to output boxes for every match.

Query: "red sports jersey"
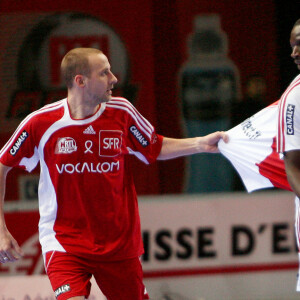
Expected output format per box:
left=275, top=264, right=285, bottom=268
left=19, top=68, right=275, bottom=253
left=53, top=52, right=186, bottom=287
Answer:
left=0, top=97, right=163, bottom=261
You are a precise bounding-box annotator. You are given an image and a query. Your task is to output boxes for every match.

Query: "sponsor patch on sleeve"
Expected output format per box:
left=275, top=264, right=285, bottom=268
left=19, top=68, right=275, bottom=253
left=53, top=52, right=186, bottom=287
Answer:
left=9, top=130, right=29, bottom=156
left=55, top=284, right=71, bottom=297
left=129, top=125, right=149, bottom=147
left=286, top=104, right=295, bottom=135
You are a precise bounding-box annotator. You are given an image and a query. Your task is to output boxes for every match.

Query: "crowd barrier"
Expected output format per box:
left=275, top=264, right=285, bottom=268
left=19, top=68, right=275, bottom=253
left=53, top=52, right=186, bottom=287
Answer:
left=1, top=191, right=299, bottom=299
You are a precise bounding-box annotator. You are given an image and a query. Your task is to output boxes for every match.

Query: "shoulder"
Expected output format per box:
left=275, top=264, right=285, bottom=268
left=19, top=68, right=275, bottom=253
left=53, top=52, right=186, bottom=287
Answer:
left=106, top=97, right=135, bottom=109
left=290, top=74, right=300, bottom=86
left=8, top=100, right=67, bottom=143
left=280, top=75, right=300, bottom=108
left=34, top=99, right=65, bottom=117
left=106, top=97, right=155, bottom=132
left=23, top=99, right=66, bottom=125
left=286, top=83, right=300, bottom=103
left=288, top=75, right=300, bottom=97
left=105, top=97, right=140, bottom=117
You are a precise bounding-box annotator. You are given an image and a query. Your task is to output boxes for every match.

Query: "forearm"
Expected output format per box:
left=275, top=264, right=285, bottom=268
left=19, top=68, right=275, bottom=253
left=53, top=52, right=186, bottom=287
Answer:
left=157, top=137, right=203, bottom=160
left=286, top=170, right=300, bottom=198
left=0, top=163, right=23, bottom=262
left=285, top=162, right=300, bottom=198
left=0, top=163, right=11, bottom=230
left=157, top=131, right=227, bottom=161
left=284, top=151, right=300, bottom=198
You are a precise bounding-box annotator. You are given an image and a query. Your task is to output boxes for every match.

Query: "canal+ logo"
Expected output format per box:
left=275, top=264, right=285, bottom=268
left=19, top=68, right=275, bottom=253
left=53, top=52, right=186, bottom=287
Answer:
left=9, top=130, right=29, bottom=156
left=286, top=104, right=295, bottom=135
left=55, top=284, right=71, bottom=297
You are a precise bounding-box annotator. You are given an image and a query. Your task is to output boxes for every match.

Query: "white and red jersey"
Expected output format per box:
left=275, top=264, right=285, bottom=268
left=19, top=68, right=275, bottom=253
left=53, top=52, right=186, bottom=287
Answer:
left=277, top=74, right=300, bottom=154
left=219, top=101, right=291, bottom=192
left=0, top=97, right=163, bottom=261
left=277, top=74, right=300, bottom=291
left=219, top=75, right=300, bottom=193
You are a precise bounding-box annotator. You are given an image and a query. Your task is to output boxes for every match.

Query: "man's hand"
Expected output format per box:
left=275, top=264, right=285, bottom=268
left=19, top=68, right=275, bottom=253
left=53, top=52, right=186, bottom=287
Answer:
left=200, top=131, right=229, bottom=153
left=0, top=228, right=23, bottom=263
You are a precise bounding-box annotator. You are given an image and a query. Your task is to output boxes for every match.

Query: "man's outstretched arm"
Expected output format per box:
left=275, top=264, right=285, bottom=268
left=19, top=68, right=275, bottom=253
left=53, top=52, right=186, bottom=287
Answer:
left=157, top=131, right=228, bottom=160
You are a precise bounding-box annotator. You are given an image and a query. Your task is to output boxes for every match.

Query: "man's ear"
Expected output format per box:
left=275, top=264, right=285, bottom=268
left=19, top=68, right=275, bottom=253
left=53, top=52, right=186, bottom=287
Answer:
left=74, top=75, right=85, bottom=87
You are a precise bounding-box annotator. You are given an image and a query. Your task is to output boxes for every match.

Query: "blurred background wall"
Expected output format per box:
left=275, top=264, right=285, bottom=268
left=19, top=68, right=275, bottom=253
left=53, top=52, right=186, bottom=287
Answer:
left=0, top=0, right=298, bottom=197
left=1, top=2, right=300, bottom=299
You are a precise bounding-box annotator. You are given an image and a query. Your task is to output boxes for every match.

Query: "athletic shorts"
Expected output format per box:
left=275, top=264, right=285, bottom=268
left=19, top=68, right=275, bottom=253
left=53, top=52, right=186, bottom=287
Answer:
left=44, top=251, right=149, bottom=300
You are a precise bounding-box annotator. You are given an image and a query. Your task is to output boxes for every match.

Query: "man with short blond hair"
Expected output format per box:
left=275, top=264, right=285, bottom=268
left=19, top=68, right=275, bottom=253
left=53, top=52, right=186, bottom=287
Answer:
left=0, top=47, right=227, bottom=300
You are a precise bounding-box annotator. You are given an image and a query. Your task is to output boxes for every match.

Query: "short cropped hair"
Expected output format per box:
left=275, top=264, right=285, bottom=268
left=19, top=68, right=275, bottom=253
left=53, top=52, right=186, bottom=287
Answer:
left=61, top=48, right=103, bottom=88
left=294, top=19, right=300, bottom=28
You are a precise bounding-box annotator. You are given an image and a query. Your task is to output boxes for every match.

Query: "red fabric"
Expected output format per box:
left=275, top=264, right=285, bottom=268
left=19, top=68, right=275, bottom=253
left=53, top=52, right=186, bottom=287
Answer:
left=256, top=137, right=292, bottom=191
left=45, top=251, right=149, bottom=300
left=0, top=98, right=163, bottom=261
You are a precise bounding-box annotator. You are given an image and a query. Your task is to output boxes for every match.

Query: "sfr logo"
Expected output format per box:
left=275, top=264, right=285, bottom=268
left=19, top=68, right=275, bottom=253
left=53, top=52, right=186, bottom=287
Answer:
left=99, top=130, right=122, bottom=157
left=103, top=138, right=120, bottom=150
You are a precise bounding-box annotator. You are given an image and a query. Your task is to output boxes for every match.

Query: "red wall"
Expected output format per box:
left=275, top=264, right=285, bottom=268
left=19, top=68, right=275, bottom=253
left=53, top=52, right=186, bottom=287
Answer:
left=0, top=0, right=279, bottom=198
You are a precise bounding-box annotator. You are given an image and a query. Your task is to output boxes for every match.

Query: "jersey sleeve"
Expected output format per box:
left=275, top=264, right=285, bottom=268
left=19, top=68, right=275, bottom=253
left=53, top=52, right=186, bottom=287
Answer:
left=0, top=115, right=39, bottom=172
left=277, top=76, right=300, bottom=154
left=120, top=100, right=163, bottom=164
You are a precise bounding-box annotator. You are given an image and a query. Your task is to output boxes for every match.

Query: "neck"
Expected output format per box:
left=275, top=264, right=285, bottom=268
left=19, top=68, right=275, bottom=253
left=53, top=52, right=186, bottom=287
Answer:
left=67, top=93, right=99, bottom=119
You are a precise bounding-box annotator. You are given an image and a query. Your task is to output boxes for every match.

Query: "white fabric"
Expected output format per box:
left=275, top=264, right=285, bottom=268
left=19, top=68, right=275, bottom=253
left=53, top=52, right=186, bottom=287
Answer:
left=277, top=74, right=300, bottom=153
left=219, top=103, right=279, bottom=192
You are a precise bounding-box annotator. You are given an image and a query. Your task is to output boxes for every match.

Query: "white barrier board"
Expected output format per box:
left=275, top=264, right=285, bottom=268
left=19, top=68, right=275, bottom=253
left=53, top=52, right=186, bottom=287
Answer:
left=1, top=191, right=299, bottom=299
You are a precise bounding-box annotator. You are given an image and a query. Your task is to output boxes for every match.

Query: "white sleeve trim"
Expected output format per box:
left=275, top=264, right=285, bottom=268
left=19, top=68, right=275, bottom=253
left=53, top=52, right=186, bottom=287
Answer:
left=127, top=147, right=149, bottom=164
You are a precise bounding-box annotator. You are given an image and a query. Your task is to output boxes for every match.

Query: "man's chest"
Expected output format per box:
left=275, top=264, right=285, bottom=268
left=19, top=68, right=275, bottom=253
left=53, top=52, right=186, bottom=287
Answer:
left=43, top=121, right=128, bottom=164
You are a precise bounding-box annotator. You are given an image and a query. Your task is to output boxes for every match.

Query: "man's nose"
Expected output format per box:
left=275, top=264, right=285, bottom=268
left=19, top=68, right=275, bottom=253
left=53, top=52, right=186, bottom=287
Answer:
left=110, top=72, right=118, bottom=85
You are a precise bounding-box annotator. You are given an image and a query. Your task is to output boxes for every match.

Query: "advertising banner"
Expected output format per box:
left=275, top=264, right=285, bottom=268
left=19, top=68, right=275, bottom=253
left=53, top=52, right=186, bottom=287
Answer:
left=1, top=191, right=298, bottom=299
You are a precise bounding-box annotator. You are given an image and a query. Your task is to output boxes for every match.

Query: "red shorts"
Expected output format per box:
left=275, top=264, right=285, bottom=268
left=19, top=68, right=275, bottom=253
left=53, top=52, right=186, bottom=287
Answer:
left=44, top=251, right=149, bottom=300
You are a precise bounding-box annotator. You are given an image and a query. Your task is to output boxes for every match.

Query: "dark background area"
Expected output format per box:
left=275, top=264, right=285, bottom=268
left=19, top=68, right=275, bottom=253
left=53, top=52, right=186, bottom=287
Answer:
left=275, top=1, right=299, bottom=91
